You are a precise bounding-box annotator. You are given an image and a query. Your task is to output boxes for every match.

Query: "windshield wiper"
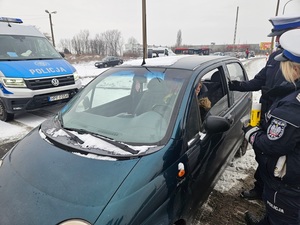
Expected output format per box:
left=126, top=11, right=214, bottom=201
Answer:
left=63, top=128, right=84, bottom=144
left=64, top=127, right=138, bottom=154
left=54, top=113, right=84, bottom=144
left=57, top=111, right=64, bottom=127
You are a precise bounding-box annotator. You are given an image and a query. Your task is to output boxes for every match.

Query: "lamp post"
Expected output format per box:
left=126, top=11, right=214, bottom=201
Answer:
left=283, top=0, right=294, bottom=14
left=270, top=0, right=281, bottom=52
left=45, top=10, right=57, bottom=47
left=233, top=6, right=239, bottom=45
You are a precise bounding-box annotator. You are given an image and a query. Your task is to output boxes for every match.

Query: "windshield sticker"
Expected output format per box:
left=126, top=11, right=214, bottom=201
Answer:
left=7, top=52, right=18, bottom=57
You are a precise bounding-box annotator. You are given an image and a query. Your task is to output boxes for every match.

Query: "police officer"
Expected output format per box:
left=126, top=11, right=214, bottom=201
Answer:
left=228, top=15, right=300, bottom=201
left=244, top=29, right=300, bottom=225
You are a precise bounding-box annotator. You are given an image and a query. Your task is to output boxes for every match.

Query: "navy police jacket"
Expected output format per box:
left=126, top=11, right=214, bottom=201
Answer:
left=253, top=88, right=300, bottom=193
left=230, top=49, right=286, bottom=127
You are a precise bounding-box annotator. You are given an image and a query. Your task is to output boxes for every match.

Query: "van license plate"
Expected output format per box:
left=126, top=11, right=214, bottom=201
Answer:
left=48, top=93, right=69, bottom=102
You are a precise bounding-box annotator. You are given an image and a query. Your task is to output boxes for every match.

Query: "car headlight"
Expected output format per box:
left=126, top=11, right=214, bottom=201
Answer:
left=1, top=77, right=26, bottom=88
left=73, top=71, right=79, bottom=81
left=58, top=219, right=91, bottom=225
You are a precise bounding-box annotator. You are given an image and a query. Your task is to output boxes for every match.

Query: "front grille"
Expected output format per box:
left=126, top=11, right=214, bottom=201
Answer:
left=25, top=75, right=75, bottom=90
left=25, top=89, right=78, bottom=110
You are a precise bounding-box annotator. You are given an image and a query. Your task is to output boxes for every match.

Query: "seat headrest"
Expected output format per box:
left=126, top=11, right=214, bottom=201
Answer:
left=147, top=78, right=166, bottom=91
left=211, top=71, right=221, bottom=82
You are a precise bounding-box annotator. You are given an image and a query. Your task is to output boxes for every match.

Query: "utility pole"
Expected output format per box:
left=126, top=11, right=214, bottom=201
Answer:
left=142, top=0, right=147, bottom=65
left=45, top=10, right=57, bottom=47
left=233, top=6, right=239, bottom=45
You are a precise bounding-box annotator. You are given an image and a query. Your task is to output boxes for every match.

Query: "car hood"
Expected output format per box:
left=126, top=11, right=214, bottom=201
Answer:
left=0, top=59, right=76, bottom=78
left=0, top=127, right=140, bottom=224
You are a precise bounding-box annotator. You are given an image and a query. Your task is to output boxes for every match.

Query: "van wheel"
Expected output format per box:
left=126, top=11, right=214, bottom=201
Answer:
left=0, top=100, right=14, bottom=122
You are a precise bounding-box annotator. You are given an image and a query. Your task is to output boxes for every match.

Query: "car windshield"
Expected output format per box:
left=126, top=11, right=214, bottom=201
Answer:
left=60, top=67, right=191, bottom=145
left=0, top=35, right=61, bottom=60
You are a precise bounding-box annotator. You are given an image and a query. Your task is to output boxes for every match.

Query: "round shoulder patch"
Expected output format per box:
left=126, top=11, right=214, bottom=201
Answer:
left=267, top=119, right=287, bottom=140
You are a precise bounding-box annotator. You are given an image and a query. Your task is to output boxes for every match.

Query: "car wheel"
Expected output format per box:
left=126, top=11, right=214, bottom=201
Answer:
left=0, top=99, right=14, bottom=122
left=235, top=137, right=248, bottom=158
left=104, top=64, right=108, bottom=68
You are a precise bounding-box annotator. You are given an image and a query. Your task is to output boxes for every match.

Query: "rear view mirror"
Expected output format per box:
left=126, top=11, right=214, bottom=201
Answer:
left=83, top=96, right=90, bottom=110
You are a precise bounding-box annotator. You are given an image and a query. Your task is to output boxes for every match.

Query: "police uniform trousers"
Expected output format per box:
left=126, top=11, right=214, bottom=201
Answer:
left=259, top=184, right=300, bottom=225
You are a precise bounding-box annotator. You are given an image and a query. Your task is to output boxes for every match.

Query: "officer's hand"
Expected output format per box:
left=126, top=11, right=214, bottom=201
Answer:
left=228, top=80, right=241, bottom=90
left=242, top=125, right=260, bottom=145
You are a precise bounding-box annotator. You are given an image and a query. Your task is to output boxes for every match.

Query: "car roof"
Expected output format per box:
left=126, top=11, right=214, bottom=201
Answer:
left=120, top=55, right=236, bottom=71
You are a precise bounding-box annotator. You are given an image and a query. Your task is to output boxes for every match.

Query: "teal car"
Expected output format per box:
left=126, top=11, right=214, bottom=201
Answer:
left=0, top=55, right=251, bottom=225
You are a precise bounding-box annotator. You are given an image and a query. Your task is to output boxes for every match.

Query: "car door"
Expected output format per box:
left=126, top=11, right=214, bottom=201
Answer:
left=201, top=62, right=250, bottom=172
left=224, top=61, right=252, bottom=153
left=112, top=57, right=119, bottom=66
left=110, top=57, right=116, bottom=66
left=180, top=63, right=249, bottom=215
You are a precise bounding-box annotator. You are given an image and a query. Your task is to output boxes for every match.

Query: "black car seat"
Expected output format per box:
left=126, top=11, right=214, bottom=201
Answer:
left=134, top=78, right=167, bottom=115
left=207, top=71, right=224, bottom=106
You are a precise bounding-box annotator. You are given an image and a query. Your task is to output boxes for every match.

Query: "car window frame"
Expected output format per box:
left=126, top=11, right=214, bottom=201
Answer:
left=224, top=60, right=249, bottom=105
left=183, top=61, right=230, bottom=145
left=198, top=64, right=230, bottom=118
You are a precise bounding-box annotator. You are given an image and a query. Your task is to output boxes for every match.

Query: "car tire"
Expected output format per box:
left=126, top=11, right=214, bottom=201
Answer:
left=235, top=137, right=248, bottom=158
left=104, top=64, right=108, bottom=68
left=0, top=99, right=14, bottom=122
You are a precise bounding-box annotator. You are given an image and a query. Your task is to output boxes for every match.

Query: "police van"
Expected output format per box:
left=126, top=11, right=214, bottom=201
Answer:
left=0, top=17, right=82, bottom=121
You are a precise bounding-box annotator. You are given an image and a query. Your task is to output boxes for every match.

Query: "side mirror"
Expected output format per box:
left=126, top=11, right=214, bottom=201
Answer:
left=204, top=115, right=231, bottom=133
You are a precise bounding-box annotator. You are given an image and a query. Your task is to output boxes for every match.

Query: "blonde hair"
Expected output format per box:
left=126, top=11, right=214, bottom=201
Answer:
left=280, top=61, right=300, bottom=84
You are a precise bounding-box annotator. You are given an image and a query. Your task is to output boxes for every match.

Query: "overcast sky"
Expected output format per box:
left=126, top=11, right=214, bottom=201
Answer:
left=1, top=0, right=300, bottom=48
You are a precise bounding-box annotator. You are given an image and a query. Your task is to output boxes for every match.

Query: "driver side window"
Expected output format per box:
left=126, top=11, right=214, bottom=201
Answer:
left=200, top=68, right=229, bottom=117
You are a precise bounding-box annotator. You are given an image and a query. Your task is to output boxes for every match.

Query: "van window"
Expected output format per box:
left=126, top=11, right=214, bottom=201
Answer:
left=0, top=35, right=61, bottom=60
